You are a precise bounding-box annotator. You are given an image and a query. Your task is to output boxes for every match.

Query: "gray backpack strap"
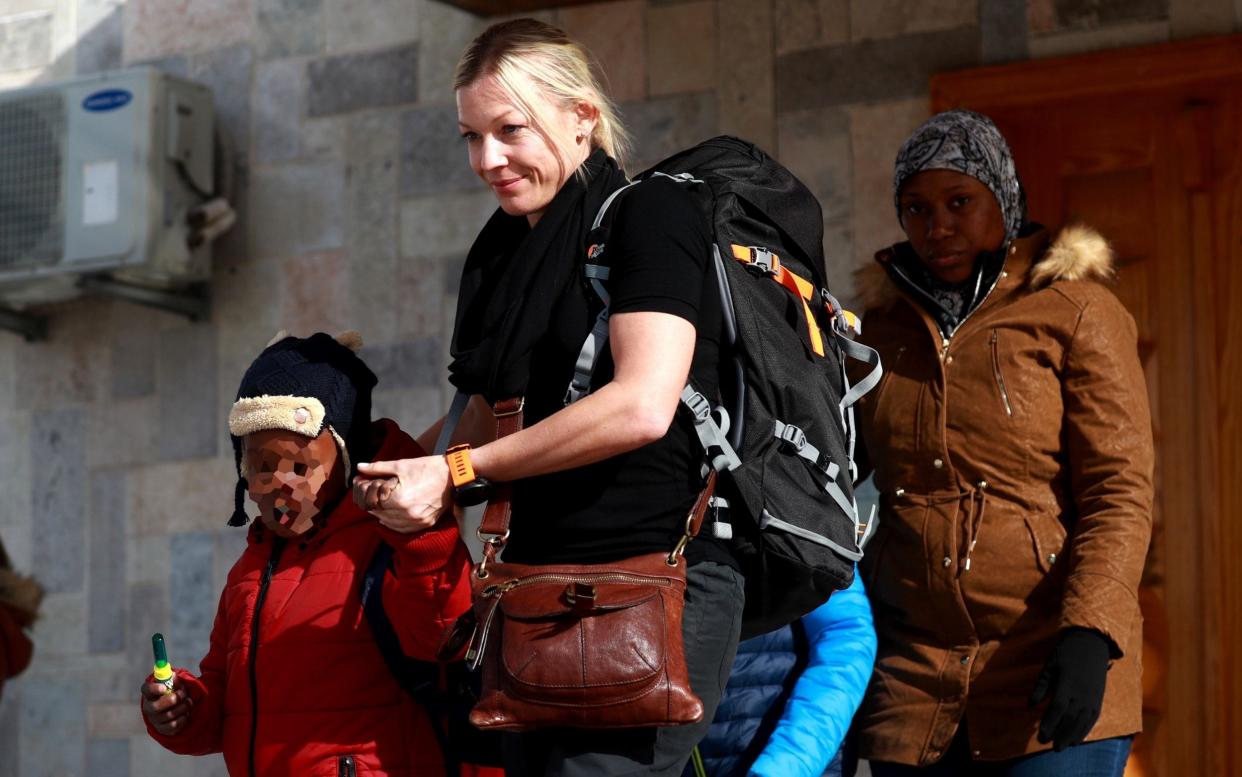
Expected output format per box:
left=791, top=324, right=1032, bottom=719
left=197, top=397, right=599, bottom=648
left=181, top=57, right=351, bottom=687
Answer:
left=760, top=509, right=863, bottom=563
left=821, top=289, right=883, bottom=481
left=433, top=389, right=471, bottom=455
left=772, top=418, right=873, bottom=555
left=591, top=181, right=641, bottom=230
left=564, top=263, right=611, bottom=405
left=680, top=385, right=741, bottom=474
left=565, top=177, right=704, bottom=406
left=563, top=181, right=641, bottom=406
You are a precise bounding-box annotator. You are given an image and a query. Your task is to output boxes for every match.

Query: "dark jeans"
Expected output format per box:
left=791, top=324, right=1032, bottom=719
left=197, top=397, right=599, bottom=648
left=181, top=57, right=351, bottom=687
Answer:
left=503, top=561, right=746, bottom=777
left=869, top=729, right=1133, bottom=777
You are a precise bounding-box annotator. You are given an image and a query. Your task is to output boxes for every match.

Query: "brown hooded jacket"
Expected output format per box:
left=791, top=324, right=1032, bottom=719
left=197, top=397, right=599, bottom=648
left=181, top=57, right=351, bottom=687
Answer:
left=853, top=225, right=1154, bottom=764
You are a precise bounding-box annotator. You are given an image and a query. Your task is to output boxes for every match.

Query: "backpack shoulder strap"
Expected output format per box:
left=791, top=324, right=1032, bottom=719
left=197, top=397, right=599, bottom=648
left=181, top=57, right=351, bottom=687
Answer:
left=564, top=180, right=639, bottom=405
left=432, top=390, right=472, bottom=455
left=565, top=175, right=709, bottom=405
left=360, top=543, right=459, bottom=776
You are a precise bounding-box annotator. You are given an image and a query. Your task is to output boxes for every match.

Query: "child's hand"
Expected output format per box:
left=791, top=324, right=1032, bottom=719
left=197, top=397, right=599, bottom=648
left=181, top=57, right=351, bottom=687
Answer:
left=140, top=680, right=192, bottom=736
left=354, top=456, right=452, bottom=534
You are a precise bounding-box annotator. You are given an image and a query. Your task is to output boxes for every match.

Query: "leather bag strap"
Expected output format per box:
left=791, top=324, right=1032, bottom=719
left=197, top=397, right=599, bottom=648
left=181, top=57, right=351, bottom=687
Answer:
left=475, top=397, right=717, bottom=564
left=477, top=398, right=525, bottom=546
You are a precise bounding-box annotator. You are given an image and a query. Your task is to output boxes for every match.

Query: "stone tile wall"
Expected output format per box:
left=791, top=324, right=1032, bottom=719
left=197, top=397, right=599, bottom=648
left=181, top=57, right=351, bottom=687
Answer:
left=0, top=0, right=1238, bottom=774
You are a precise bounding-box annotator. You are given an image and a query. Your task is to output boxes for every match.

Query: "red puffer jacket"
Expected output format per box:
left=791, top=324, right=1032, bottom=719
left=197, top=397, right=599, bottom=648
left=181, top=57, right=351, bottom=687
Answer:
left=143, top=419, right=482, bottom=776
left=1, top=566, right=40, bottom=700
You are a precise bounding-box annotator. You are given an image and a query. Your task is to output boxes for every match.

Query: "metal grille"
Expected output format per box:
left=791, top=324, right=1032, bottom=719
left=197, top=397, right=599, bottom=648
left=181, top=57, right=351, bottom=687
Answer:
left=0, top=93, right=64, bottom=270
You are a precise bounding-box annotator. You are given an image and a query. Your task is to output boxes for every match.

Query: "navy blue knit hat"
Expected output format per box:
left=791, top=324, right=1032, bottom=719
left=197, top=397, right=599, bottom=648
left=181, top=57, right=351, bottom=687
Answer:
left=226, top=331, right=378, bottom=526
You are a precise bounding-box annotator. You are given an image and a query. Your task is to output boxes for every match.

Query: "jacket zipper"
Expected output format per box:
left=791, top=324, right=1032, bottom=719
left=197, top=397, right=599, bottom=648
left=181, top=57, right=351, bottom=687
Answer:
left=247, top=538, right=286, bottom=777
left=338, top=754, right=357, bottom=777
left=990, top=330, right=1013, bottom=416
left=886, top=257, right=1005, bottom=361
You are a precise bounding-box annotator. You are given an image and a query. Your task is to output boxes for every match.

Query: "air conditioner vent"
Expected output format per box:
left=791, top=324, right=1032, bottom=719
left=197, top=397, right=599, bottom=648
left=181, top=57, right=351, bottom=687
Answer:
left=0, top=92, right=65, bottom=271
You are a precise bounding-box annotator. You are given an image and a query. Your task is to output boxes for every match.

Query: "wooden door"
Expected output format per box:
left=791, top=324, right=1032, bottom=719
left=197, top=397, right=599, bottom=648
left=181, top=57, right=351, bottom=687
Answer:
left=932, top=36, right=1242, bottom=777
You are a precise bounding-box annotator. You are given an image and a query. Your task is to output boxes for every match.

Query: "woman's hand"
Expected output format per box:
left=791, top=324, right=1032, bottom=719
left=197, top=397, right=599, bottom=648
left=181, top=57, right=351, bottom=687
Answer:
left=140, top=681, right=192, bottom=736
left=353, top=457, right=453, bottom=534
left=1029, top=628, right=1111, bottom=751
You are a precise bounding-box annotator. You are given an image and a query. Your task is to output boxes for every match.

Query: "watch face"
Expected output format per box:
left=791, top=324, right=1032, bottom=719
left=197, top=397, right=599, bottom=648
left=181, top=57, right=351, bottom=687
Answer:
left=455, top=478, right=493, bottom=507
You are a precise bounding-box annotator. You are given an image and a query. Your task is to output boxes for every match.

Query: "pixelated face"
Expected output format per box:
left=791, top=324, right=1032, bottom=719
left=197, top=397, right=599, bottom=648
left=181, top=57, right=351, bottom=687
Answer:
left=243, top=429, right=346, bottom=537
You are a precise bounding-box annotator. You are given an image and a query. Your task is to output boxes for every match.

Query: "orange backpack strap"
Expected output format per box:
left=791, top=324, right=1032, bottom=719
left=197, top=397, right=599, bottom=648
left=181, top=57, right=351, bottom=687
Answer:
left=731, top=244, right=825, bottom=356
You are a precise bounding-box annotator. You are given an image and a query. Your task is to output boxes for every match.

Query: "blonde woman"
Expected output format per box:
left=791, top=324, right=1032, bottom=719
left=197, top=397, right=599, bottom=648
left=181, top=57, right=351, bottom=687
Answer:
left=353, top=19, right=743, bottom=776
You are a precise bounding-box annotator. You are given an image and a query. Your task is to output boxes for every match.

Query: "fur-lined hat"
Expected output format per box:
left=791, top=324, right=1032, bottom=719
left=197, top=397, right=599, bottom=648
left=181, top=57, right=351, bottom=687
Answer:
left=226, top=331, right=376, bottom=527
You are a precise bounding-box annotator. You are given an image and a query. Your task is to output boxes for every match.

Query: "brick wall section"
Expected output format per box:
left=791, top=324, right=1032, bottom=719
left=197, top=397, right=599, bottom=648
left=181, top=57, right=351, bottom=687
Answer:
left=0, top=1, right=1238, bottom=774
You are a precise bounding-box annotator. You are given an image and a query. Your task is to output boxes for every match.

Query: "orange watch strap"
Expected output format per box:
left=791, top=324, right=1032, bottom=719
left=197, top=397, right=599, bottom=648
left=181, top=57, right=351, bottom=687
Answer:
left=445, top=444, right=476, bottom=488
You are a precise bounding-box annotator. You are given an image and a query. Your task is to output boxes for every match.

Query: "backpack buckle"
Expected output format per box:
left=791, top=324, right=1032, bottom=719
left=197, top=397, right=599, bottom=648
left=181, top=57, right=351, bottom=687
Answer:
left=747, top=247, right=780, bottom=277
left=777, top=423, right=807, bottom=453
left=682, top=389, right=713, bottom=422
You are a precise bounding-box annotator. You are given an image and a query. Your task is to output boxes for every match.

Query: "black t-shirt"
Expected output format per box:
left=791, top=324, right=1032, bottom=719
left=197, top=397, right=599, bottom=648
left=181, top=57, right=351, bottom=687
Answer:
left=503, top=177, right=734, bottom=568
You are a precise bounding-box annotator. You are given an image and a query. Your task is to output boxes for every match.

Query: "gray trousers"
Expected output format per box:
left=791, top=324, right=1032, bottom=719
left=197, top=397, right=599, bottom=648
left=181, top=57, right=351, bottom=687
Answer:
left=502, top=560, right=746, bottom=777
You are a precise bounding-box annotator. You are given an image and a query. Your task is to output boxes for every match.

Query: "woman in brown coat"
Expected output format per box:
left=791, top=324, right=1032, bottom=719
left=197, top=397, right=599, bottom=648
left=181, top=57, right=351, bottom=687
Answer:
left=853, top=110, right=1153, bottom=776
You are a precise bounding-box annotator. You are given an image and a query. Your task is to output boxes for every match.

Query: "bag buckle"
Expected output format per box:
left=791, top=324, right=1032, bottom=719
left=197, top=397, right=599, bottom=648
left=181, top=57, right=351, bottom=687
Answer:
left=493, top=398, right=525, bottom=417
left=778, top=423, right=807, bottom=453
left=474, top=529, right=510, bottom=579
left=564, top=582, right=597, bottom=613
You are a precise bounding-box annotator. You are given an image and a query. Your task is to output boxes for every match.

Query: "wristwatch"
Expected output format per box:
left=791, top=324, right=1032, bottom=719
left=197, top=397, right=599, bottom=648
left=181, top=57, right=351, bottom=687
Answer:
left=445, top=444, right=493, bottom=507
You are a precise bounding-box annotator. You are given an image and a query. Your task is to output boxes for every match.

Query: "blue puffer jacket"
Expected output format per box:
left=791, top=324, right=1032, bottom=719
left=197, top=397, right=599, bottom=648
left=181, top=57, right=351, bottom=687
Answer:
left=690, top=573, right=876, bottom=777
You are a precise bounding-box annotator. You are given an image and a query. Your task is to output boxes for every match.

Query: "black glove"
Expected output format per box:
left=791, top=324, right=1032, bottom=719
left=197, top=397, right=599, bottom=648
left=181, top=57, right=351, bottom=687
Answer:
left=1028, top=628, right=1112, bottom=751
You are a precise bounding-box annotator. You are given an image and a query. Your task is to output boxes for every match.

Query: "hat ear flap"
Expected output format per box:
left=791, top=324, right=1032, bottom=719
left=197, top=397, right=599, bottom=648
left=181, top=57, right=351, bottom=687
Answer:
left=229, top=478, right=250, bottom=527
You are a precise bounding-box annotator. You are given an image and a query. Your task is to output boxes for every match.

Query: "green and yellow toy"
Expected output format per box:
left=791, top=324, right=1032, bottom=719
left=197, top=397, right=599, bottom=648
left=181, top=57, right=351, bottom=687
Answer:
left=152, top=633, right=175, bottom=695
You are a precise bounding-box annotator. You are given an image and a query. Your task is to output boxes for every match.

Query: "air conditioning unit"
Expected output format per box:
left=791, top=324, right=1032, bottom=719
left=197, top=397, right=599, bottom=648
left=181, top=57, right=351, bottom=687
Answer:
left=0, top=67, right=214, bottom=308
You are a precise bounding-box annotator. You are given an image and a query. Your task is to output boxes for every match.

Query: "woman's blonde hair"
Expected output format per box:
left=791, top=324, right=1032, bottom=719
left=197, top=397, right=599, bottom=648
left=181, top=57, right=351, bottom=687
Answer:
left=454, top=18, right=631, bottom=172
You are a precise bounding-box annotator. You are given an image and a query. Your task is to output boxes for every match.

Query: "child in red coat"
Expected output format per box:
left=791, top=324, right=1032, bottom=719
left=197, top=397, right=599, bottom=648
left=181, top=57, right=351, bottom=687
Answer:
left=138, top=332, right=493, bottom=776
left=0, top=538, right=42, bottom=701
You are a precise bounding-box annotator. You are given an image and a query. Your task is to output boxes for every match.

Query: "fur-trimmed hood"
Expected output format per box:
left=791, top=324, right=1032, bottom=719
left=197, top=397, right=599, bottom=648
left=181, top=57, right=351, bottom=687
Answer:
left=856, top=224, right=1115, bottom=313
left=1027, top=224, right=1114, bottom=288
left=0, top=567, right=43, bottom=625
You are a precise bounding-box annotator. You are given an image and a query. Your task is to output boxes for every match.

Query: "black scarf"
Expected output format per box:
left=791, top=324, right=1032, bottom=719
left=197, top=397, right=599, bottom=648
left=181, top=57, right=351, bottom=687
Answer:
left=448, top=149, right=629, bottom=402
left=891, top=241, right=1007, bottom=338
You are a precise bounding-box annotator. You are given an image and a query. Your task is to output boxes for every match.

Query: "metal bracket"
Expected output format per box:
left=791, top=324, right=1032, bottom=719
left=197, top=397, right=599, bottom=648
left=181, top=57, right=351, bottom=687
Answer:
left=77, top=276, right=211, bottom=322
left=0, top=306, right=49, bottom=342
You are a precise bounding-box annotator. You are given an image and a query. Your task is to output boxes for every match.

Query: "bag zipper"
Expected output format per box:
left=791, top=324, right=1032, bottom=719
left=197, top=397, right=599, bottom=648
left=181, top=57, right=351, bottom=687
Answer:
left=247, top=538, right=286, bottom=777
left=479, top=571, right=674, bottom=598
left=990, top=330, right=1013, bottom=417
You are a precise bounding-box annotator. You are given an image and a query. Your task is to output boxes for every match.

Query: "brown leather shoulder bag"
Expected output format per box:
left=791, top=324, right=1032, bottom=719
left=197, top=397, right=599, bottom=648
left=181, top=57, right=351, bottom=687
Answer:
left=455, top=397, right=710, bottom=731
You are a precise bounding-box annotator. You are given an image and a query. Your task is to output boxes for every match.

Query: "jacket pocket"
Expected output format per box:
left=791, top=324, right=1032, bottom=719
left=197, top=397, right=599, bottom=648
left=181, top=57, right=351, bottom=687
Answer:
left=990, top=330, right=1013, bottom=417
left=1023, top=514, right=1067, bottom=574
left=874, top=345, right=906, bottom=400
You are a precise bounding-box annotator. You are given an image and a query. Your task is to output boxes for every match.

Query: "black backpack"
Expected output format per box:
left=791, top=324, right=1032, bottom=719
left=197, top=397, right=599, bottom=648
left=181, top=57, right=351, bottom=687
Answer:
left=568, top=136, right=883, bottom=639
left=360, top=544, right=504, bottom=776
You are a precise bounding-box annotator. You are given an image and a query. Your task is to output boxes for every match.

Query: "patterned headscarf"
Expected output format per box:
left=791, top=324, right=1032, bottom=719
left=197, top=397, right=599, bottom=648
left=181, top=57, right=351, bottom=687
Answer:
left=893, top=110, right=1027, bottom=244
